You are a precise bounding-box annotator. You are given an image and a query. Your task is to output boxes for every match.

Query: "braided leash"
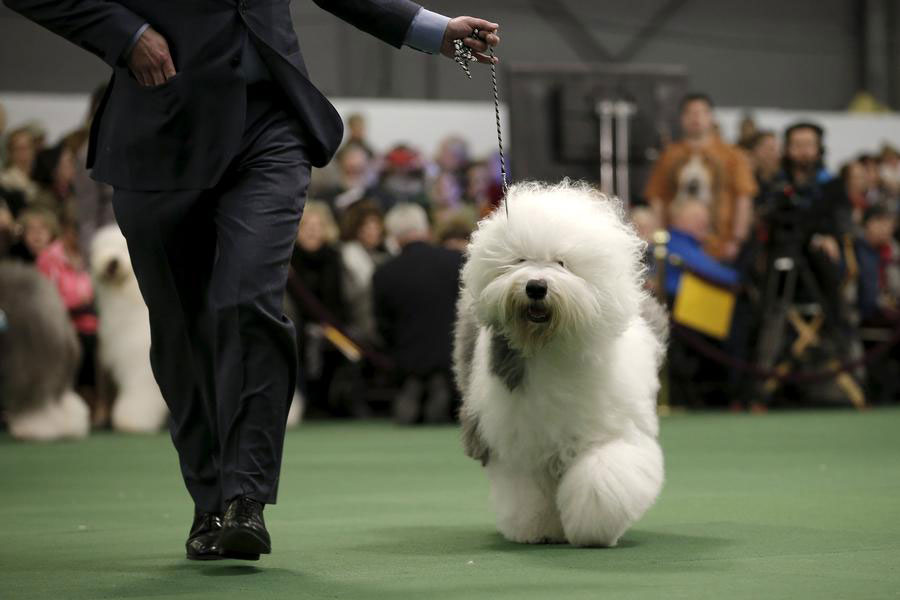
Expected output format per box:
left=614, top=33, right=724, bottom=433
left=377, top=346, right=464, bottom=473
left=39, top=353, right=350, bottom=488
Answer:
left=453, top=28, right=509, bottom=217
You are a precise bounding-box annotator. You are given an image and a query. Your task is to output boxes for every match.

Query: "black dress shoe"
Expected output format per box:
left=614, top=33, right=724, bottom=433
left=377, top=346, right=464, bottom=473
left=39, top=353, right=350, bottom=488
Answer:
left=185, top=511, right=224, bottom=561
left=219, top=496, right=270, bottom=560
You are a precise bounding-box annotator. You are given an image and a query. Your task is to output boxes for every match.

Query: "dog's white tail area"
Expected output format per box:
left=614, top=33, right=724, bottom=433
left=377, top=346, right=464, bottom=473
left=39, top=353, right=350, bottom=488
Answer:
left=556, top=432, right=664, bottom=547
left=8, top=390, right=90, bottom=442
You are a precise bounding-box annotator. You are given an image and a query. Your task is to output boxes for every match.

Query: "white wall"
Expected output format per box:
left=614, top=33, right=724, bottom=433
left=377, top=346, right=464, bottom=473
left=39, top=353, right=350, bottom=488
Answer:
left=2, top=92, right=898, bottom=172
left=0, top=92, right=509, bottom=160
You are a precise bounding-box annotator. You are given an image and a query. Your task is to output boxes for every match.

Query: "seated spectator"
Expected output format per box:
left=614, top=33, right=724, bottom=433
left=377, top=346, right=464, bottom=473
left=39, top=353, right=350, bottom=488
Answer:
left=433, top=135, right=470, bottom=179
left=0, top=101, right=6, bottom=163
left=35, top=201, right=100, bottom=423
left=629, top=204, right=660, bottom=245
left=629, top=204, right=662, bottom=292
left=854, top=205, right=900, bottom=404
left=287, top=201, right=347, bottom=415
left=8, top=206, right=58, bottom=263
left=435, top=214, right=475, bottom=253
left=344, top=113, right=374, bottom=158
left=64, top=83, right=117, bottom=258
left=736, top=114, right=758, bottom=151
left=0, top=126, right=39, bottom=207
left=829, top=160, right=869, bottom=228
left=747, top=130, right=780, bottom=205
left=23, top=121, right=48, bottom=154
left=31, top=143, right=77, bottom=214
left=0, top=201, right=14, bottom=257
left=665, top=199, right=740, bottom=298
left=373, top=203, right=463, bottom=424
left=879, top=144, right=900, bottom=202
left=339, top=201, right=387, bottom=344
left=371, top=144, right=430, bottom=213
left=319, top=144, right=375, bottom=214
left=430, top=170, right=464, bottom=225
left=463, top=160, right=493, bottom=215
left=858, top=153, right=887, bottom=207
left=855, top=205, right=900, bottom=323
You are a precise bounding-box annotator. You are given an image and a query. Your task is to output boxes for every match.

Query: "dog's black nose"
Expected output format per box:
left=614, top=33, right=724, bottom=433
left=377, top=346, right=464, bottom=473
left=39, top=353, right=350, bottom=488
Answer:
left=525, top=279, right=548, bottom=300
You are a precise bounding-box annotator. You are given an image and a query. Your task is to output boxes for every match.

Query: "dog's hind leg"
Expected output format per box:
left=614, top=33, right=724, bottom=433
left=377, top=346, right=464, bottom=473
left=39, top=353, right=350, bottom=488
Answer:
left=486, top=461, right=565, bottom=544
left=556, top=432, right=663, bottom=547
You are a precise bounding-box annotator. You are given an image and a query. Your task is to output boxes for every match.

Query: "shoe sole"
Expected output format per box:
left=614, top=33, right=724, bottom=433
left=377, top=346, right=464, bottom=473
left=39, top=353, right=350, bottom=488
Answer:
left=186, top=552, right=225, bottom=561
left=219, top=527, right=271, bottom=557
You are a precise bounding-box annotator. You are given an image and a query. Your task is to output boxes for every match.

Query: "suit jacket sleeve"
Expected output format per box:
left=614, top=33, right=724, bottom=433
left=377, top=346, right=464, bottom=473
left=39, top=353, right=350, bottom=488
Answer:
left=3, top=0, right=146, bottom=68
left=311, top=0, right=423, bottom=48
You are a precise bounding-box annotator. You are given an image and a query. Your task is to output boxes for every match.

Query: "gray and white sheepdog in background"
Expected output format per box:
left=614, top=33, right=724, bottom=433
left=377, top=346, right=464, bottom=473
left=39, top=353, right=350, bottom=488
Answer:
left=0, top=262, right=89, bottom=441
left=454, top=180, right=667, bottom=547
left=90, top=225, right=169, bottom=433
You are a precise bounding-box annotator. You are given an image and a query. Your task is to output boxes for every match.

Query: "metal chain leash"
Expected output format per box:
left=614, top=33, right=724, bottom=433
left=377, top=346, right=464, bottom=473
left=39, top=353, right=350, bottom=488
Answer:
left=453, top=28, right=509, bottom=216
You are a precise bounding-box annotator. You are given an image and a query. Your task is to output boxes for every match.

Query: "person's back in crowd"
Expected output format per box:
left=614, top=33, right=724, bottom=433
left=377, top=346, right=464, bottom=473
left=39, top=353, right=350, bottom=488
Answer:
left=373, top=203, right=463, bottom=424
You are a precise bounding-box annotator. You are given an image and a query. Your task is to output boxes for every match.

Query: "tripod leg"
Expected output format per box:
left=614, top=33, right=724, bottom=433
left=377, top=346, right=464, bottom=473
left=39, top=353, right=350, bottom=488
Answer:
left=755, top=265, right=799, bottom=400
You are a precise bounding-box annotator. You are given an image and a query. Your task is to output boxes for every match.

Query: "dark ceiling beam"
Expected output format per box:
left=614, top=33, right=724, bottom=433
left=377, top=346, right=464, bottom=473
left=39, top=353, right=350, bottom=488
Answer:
left=530, top=0, right=614, bottom=62
left=615, top=0, right=689, bottom=62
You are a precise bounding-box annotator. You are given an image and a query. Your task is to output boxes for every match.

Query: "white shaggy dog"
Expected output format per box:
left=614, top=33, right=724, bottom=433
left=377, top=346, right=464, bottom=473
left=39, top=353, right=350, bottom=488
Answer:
left=0, top=262, right=89, bottom=441
left=454, top=181, right=667, bottom=547
left=91, top=225, right=168, bottom=433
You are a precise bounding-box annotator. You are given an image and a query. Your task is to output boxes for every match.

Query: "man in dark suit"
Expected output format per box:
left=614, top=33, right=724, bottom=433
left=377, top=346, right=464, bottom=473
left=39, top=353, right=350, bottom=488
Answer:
left=373, top=204, right=464, bottom=424
left=3, top=0, right=499, bottom=560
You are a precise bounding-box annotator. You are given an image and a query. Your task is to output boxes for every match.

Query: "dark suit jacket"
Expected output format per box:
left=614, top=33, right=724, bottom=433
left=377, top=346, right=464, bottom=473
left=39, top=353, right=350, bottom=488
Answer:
left=3, top=0, right=423, bottom=191
left=373, top=241, right=463, bottom=375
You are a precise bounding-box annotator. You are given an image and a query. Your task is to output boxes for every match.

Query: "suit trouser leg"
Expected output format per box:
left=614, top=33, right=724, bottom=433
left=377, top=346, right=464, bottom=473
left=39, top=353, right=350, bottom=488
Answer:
left=113, top=87, right=309, bottom=510
left=112, top=189, right=221, bottom=513
left=212, top=92, right=310, bottom=504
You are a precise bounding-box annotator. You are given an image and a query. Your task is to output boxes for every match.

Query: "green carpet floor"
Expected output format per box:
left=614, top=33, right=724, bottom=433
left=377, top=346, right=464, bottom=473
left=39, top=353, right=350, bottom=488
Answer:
left=2, top=409, right=899, bottom=600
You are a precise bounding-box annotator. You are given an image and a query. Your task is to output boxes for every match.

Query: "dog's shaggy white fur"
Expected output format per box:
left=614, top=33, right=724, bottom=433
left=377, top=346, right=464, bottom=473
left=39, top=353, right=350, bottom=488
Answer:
left=454, top=180, right=667, bottom=547
left=91, top=225, right=168, bottom=433
left=0, top=262, right=89, bottom=441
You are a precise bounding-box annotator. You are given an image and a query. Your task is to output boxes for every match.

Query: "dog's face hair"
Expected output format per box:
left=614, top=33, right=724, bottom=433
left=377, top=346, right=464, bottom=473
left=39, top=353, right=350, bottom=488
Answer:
left=489, top=331, right=526, bottom=390
left=462, top=180, right=646, bottom=355
left=90, top=225, right=134, bottom=286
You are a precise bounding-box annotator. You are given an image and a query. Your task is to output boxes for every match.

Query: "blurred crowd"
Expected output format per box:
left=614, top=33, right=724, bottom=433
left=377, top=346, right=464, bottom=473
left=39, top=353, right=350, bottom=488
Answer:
left=1, top=87, right=899, bottom=430
left=636, top=93, right=900, bottom=410
left=0, top=88, right=504, bottom=426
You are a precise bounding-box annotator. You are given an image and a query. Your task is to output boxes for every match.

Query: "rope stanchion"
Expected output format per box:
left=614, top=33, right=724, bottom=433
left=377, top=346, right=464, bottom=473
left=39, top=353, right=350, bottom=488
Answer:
left=286, top=272, right=394, bottom=372
left=670, top=320, right=900, bottom=385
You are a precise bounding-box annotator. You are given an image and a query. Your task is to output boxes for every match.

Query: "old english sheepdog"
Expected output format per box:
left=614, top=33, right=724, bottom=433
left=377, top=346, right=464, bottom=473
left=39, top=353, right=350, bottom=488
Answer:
left=0, top=262, right=89, bottom=441
left=91, top=225, right=168, bottom=433
left=454, top=180, right=668, bottom=547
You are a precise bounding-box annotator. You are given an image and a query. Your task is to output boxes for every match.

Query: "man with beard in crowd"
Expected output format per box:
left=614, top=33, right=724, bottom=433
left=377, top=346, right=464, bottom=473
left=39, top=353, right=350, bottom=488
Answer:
left=755, top=122, right=858, bottom=400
